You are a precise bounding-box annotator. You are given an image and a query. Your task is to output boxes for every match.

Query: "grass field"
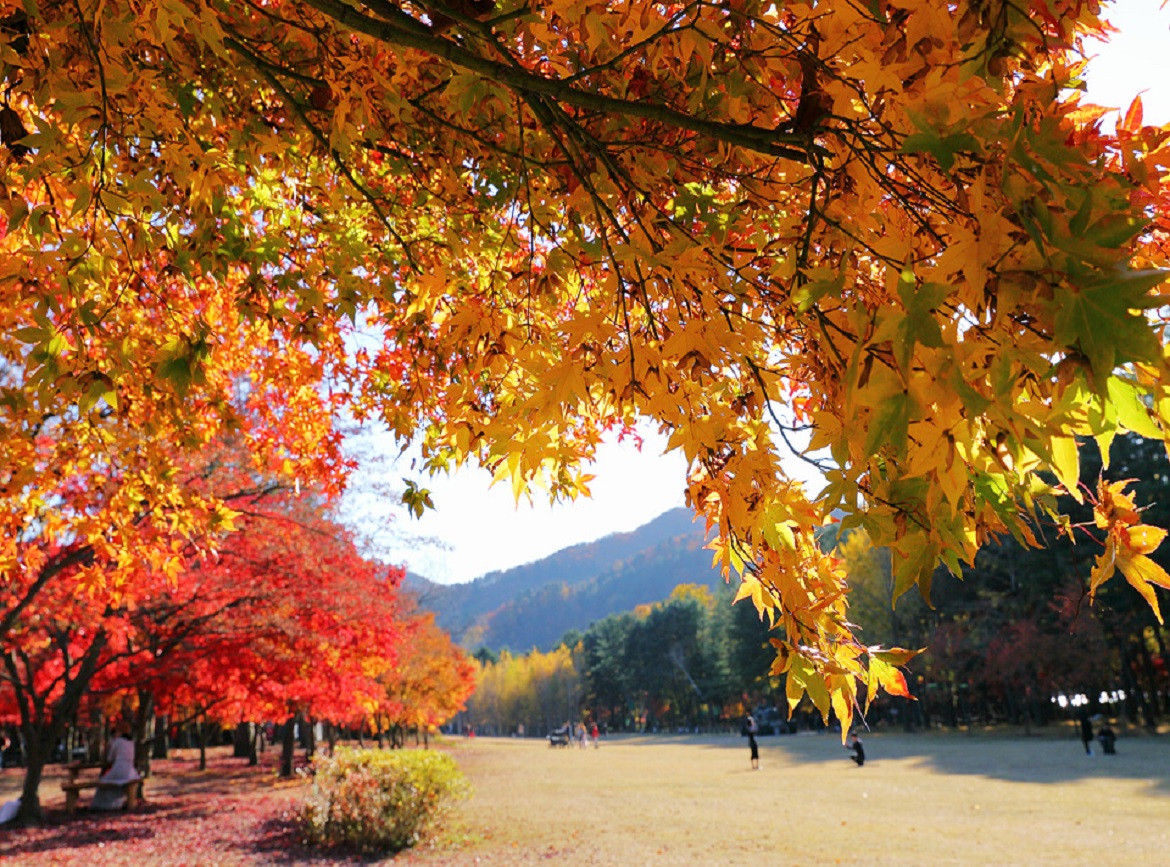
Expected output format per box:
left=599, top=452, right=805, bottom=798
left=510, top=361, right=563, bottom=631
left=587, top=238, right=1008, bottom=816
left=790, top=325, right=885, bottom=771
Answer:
left=1, top=731, right=1167, bottom=865
left=402, top=730, right=1170, bottom=866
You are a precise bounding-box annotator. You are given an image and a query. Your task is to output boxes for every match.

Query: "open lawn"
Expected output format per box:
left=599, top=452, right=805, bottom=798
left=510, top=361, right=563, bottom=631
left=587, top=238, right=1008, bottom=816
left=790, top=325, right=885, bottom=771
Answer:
left=1, top=731, right=1167, bottom=865
left=406, top=730, right=1170, bottom=866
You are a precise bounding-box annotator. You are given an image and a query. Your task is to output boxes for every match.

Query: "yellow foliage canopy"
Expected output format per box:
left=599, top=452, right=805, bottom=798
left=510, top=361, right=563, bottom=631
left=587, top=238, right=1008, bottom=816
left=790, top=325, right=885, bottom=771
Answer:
left=2, top=0, right=1169, bottom=721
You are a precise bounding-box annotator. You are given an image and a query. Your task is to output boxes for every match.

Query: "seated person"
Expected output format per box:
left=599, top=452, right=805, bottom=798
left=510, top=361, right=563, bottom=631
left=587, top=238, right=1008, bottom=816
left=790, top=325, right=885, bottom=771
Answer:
left=845, top=733, right=866, bottom=766
left=92, top=728, right=141, bottom=810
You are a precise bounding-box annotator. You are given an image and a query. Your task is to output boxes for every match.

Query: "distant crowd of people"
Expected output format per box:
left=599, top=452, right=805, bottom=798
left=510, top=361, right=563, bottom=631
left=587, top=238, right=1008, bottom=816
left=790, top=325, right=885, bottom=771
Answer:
left=547, top=721, right=600, bottom=747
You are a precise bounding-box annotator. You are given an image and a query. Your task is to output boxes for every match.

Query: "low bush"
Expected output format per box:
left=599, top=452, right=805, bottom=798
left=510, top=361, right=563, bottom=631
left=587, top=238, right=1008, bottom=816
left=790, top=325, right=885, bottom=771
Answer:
left=294, top=747, right=469, bottom=854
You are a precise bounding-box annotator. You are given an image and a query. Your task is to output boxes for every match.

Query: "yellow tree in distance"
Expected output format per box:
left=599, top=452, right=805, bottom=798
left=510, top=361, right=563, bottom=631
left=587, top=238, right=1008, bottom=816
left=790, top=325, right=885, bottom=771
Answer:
left=2, top=0, right=1170, bottom=731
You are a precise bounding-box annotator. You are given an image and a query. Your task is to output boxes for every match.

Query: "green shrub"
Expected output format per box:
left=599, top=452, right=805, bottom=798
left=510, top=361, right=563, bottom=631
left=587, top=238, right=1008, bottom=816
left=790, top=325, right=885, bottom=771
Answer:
left=294, top=747, right=469, bottom=854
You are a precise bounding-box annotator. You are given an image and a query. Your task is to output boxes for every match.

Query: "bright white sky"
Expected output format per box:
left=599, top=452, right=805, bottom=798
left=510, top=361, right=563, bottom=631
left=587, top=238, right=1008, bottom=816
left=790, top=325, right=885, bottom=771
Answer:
left=1084, top=0, right=1170, bottom=123
left=341, top=423, right=693, bottom=584
left=342, top=1, right=1170, bottom=585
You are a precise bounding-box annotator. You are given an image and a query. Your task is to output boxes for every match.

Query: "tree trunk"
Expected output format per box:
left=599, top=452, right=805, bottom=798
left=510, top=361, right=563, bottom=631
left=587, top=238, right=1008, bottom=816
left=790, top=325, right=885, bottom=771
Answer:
left=305, top=718, right=316, bottom=761
left=134, top=692, right=156, bottom=777
left=8, top=630, right=109, bottom=824
left=279, top=714, right=297, bottom=778
left=153, top=715, right=169, bottom=760
left=1118, top=638, right=1143, bottom=726
left=195, top=719, right=208, bottom=771
left=248, top=724, right=259, bottom=766
left=232, top=722, right=250, bottom=758
left=1151, top=626, right=1170, bottom=715
left=16, top=723, right=54, bottom=824
left=1134, top=637, right=1160, bottom=730
left=917, top=676, right=931, bottom=729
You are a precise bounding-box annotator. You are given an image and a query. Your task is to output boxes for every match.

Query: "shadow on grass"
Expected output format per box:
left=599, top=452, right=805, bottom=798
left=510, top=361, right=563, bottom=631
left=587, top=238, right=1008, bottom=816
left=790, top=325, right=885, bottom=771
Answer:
left=681, top=730, right=1170, bottom=793
left=232, top=814, right=407, bottom=866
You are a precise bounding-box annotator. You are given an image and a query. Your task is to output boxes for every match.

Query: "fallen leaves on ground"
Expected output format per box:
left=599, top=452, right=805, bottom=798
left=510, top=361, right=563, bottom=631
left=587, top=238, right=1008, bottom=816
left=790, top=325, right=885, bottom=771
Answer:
left=0, top=749, right=375, bottom=866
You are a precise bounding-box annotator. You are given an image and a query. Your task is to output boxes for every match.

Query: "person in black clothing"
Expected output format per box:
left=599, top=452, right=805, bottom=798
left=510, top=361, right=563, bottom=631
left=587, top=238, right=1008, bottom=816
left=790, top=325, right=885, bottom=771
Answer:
left=846, top=733, right=865, bottom=766
left=1097, top=724, right=1117, bottom=755
left=1078, top=711, right=1094, bottom=756
left=746, top=714, right=760, bottom=770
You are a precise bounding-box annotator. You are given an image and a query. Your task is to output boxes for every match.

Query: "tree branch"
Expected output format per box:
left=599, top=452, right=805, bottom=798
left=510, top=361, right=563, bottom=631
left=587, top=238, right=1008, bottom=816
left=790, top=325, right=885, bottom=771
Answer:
left=299, top=0, right=816, bottom=162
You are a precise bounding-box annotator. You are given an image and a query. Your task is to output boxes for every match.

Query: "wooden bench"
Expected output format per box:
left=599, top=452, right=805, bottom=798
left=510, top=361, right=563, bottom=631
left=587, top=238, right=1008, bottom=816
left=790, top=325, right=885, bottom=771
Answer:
left=60, top=776, right=144, bottom=814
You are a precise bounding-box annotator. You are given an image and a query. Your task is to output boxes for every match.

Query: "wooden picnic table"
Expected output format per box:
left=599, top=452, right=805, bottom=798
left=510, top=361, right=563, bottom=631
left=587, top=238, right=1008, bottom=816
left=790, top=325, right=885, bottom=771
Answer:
left=60, top=762, right=145, bottom=814
left=63, top=762, right=103, bottom=783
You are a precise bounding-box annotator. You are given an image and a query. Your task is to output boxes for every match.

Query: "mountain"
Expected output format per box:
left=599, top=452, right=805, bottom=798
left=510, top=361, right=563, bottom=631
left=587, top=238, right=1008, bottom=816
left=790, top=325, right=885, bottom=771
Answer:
left=408, top=508, right=726, bottom=651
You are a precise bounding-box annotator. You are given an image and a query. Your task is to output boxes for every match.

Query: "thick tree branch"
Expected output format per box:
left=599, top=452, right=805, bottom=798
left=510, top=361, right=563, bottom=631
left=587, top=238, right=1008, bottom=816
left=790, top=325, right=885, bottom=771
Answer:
left=299, top=0, right=816, bottom=161
left=0, top=545, right=95, bottom=641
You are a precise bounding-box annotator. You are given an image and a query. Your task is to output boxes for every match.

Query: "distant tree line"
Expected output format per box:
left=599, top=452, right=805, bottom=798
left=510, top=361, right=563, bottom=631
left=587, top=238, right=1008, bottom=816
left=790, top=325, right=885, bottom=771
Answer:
left=460, top=645, right=581, bottom=737
left=466, top=436, right=1169, bottom=737
left=466, top=584, right=789, bottom=735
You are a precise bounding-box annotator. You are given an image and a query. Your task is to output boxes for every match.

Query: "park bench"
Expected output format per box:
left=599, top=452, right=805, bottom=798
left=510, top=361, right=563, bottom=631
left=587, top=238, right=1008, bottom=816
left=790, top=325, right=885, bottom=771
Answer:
left=60, top=764, right=144, bottom=814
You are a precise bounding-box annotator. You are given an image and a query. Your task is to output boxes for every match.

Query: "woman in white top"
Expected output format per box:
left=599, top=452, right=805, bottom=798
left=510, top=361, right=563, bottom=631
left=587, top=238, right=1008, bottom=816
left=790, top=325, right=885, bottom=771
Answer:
left=92, top=730, right=141, bottom=810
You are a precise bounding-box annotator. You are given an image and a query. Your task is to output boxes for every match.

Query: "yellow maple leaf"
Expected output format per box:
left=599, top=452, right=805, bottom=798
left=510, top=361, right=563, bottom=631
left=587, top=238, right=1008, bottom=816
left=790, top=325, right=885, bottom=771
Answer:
left=1123, top=524, right=1167, bottom=557
left=1116, top=553, right=1170, bottom=625
left=865, top=656, right=913, bottom=714
left=1089, top=538, right=1117, bottom=595
left=1094, top=479, right=1141, bottom=529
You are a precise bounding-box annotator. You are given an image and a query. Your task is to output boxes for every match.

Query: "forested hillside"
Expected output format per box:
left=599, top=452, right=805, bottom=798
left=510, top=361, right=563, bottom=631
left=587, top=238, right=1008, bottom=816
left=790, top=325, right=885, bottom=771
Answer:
left=409, top=509, right=723, bottom=651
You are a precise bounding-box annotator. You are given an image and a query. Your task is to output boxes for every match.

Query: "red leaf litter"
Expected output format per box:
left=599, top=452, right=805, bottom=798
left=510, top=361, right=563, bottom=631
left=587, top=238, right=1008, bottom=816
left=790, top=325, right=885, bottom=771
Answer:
left=0, top=748, right=372, bottom=866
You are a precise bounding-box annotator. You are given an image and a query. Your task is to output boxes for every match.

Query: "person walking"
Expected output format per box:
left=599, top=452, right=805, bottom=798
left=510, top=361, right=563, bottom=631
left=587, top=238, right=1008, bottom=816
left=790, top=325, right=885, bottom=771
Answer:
left=746, top=714, right=760, bottom=770
left=1078, top=711, right=1094, bottom=756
